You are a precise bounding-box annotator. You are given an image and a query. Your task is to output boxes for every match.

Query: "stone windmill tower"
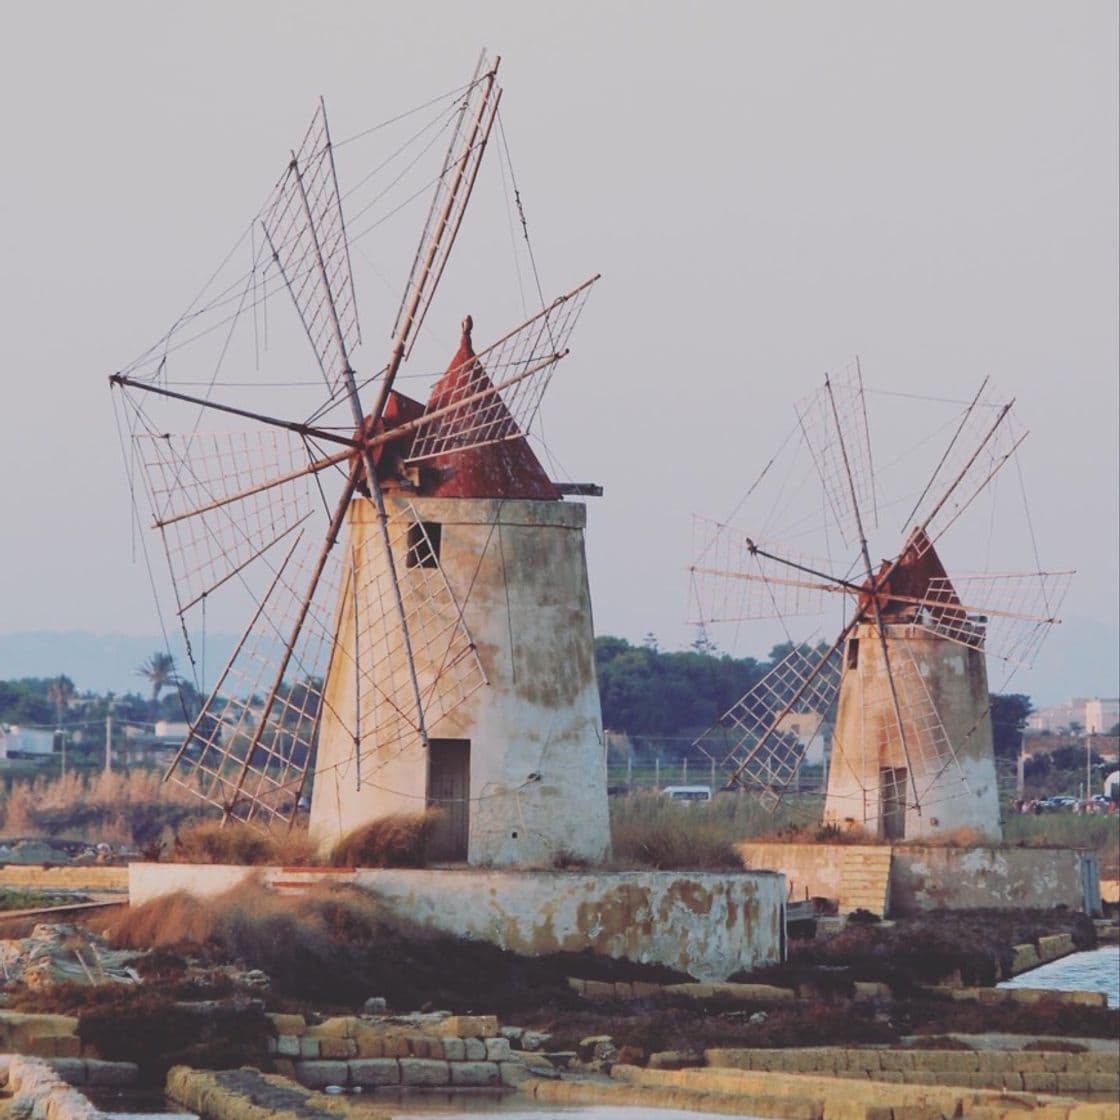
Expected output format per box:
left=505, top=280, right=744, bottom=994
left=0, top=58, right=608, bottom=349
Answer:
left=312, top=314, right=609, bottom=863
left=690, top=365, right=1072, bottom=842
left=110, top=56, right=609, bottom=865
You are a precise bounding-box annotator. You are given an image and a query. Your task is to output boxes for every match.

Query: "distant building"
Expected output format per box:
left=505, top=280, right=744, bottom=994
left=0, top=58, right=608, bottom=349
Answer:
left=1028, top=697, right=1119, bottom=735
left=0, top=725, right=51, bottom=757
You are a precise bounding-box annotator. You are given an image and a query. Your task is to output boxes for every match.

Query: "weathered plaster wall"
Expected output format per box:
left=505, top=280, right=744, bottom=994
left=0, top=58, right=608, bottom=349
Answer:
left=737, top=842, right=1096, bottom=915
left=824, top=624, right=1002, bottom=842
left=311, top=496, right=610, bottom=867
left=128, top=864, right=785, bottom=980
left=889, top=845, right=1092, bottom=915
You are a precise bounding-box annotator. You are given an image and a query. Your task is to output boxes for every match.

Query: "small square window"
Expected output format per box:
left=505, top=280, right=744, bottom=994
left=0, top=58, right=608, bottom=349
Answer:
left=406, top=521, right=441, bottom=568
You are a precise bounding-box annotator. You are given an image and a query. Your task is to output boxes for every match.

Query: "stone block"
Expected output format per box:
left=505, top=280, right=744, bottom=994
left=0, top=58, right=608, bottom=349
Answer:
left=353, top=1030, right=383, bottom=1058
left=519, top=1052, right=561, bottom=1076
left=1009, top=944, right=1040, bottom=973
left=852, top=982, right=891, bottom=1002
left=349, top=1059, right=400, bottom=1087
left=381, top=1035, right=409, bottom=1059
left=399, top=1059, right=449, bottom=1087
left=1037, top=932, right=1074, bottom=960
left=1088, top=1072, right=1120, bottom=1093
left=405, top=1035, right=434, bottom=1058
left=1008, top=988, right=1045, bottom=1005
left=297, top=1037, right=319, bottom=1059
left=293, top=1060, right=348, bottom=1089
left=999, top=1072, right=1024, bottom=1091
left=463, top=1037, right=486, bottom=1061
left=877, top=1071, right=904, bottom=1084
left=1088, top=1052, right=1120, bottom=1073
left=878, top=1051, right=914, bottom=1071
left=308, top=1017, right=359, bottom=1039
left=44, top=1059, right=85, bottom=1085
left=82, top=1061, right=138, bottom=1088
left=434, top=1015, right=498, bottom=1039
left=275, top=1036, right=301, bottom=1058
left=484, top=1037, right=511, bottom=1062
left=582, top=980, right=614, bottom=999
left=440, top=1037, right=465, bottom=1061
left=1056, top=1071, right=1090, bottom=1093
left=266, top=1013, right=306, bottom=1036
left=318, top=1037, right=356, bottom=1060
left=1021, top=1071, right=1058, bottom=1093
left=1064, top=990, right=1107, bottom=1007
left=565, top=977, right=585, bottom=994
left=498, top=1061, right=533, bottom=1087
left=449, top=1061, right=500, bottom=1087
left=613, top=982, right=634, bottom=999
left=649, top=1051, right=703, bottom=1070
left=631, top=981, right=661, bottom=999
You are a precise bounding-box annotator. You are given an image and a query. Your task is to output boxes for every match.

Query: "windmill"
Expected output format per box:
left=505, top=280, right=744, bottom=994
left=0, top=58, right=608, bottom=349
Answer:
left=690, top=363, right=1072, bottom=842
left=110, top=55, right=611, bottom=865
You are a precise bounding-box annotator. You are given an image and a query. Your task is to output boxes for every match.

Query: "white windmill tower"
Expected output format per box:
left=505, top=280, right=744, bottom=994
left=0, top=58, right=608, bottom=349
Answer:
left=110, top=55, right=610, bottom=866
left=690, top=365, right=1072, bottom=842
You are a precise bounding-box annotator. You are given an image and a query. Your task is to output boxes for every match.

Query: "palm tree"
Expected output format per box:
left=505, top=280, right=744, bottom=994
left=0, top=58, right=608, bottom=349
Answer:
left=137, top=652, right=178, bottom=704
left=46, top=676, right=74, bottom=726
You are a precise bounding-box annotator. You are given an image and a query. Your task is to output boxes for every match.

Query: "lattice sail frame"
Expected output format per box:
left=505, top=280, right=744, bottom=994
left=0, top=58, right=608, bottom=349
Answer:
left=165, top=531, right=343, bottom=827
left=695, top=644, right=843, bottom=808
left=135, top=429, right=316, bottom=614
left=794, top=361, right=877, bottom=551
left=914, top=570, right=1074, bottom=670
left=261, top=101, right=361, bottom=394
left=689, top=516, right=837, bottom=623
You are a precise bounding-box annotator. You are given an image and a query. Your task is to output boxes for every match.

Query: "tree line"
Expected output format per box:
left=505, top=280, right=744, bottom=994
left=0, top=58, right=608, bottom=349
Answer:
left=1, top=639, right=1037, bottom=765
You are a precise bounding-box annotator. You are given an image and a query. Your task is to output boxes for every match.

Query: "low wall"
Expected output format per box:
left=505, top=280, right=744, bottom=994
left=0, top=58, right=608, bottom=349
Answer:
left=129, top=864, right=785, bottom=980
left=737, top=841, right=1097, bottom=916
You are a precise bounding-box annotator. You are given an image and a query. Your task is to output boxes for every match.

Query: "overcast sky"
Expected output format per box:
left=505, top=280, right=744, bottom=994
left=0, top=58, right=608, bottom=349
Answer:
left=1, top=1, right=1116, bottom=705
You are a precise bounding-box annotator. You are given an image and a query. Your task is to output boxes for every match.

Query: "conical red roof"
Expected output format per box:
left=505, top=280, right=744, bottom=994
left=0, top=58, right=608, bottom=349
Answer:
left=859, top=528, right=966, bottom=625
left=416, top=317, right=559, bottom=500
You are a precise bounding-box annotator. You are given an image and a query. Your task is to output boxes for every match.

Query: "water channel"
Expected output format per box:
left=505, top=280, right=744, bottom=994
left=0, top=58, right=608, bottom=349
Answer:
left=88, top=946, right=1119, bottom=1120
left=997, top=944, right=1119, bottom=1008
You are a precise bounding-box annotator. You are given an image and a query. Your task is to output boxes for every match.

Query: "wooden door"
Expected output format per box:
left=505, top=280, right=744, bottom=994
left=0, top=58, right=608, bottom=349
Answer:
left=427, top=739, right=470, bottom=862
left=879, top=766, right=907, bottom=841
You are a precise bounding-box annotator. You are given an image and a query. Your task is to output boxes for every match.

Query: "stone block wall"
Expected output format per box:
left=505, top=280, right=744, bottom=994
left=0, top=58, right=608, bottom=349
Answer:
left=265, top=1012, right=538, bottom=1090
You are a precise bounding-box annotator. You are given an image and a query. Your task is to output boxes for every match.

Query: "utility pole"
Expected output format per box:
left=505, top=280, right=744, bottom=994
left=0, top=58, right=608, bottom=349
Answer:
left=105, top=713, right=112, bottom=774
left=1085, top=734, right=1092, bottom=802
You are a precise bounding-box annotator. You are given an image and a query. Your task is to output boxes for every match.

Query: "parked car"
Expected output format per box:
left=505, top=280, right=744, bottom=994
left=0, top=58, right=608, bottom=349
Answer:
left=661, top=785, right=713, bottom=804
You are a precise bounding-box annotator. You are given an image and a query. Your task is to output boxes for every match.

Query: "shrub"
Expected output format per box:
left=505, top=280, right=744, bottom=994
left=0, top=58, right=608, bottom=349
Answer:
left=170, top=821, right=315, bottom=867
left=329, top=811, right=439, bottom=868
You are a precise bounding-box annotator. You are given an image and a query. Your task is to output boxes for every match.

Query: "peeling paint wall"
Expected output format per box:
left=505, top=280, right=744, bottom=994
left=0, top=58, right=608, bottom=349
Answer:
left=128, top=864, right=786, bottom=980
left=310, top=496, right=610, bottom=867
left=824, top=624, right=1002, bottom=842
left=889, top=845, right=1094, bottom=915
left=737, top=841, right=1096, bottom=915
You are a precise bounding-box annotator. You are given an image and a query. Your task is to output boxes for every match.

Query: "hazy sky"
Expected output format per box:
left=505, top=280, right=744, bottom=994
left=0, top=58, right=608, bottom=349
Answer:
left=1, top=1, right=1117, bottom=704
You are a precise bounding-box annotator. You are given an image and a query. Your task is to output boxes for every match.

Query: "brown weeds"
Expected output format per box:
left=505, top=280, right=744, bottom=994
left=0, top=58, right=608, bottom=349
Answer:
left=170, top=821, right=315, bottom=866
left=328, top=810, right=438, bottom=868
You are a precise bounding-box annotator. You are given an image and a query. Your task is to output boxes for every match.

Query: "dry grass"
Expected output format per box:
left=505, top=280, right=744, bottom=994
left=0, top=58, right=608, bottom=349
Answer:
left=608, top=792, right=820, bottom=869
left=329, top=811, right=439, bottom=868
left=0, top=769, right=210, bottom=845
left=169, top=821, right=316, bottom=866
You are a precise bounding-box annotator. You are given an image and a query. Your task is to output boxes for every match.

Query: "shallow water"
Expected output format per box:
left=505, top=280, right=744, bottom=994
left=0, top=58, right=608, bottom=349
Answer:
left=997, top=944, right=1119, bottom=1007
